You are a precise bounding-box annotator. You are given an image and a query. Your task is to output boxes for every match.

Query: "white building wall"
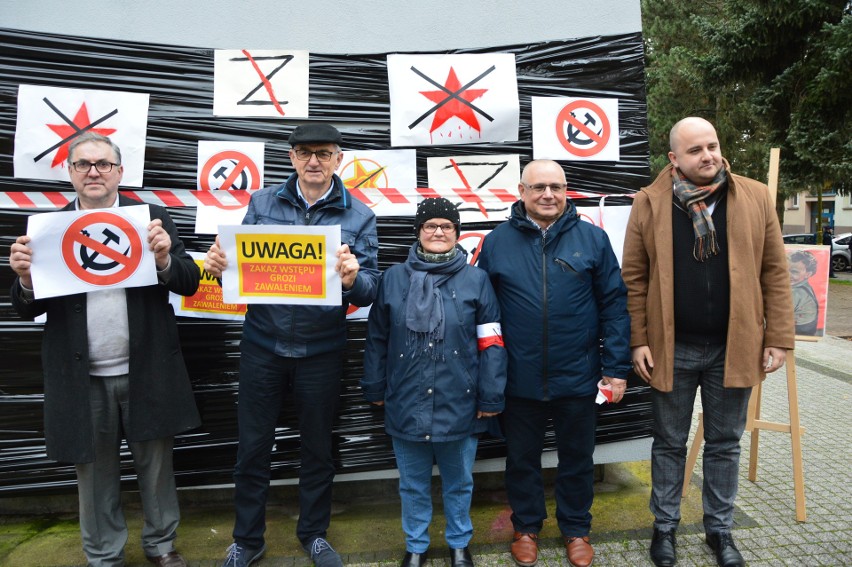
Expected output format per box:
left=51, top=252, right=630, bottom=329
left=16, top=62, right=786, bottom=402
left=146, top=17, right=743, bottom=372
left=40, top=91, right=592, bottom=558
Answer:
left=1, top=1, right=641, bottom=52
left=784, top=193, right=852, bottom=235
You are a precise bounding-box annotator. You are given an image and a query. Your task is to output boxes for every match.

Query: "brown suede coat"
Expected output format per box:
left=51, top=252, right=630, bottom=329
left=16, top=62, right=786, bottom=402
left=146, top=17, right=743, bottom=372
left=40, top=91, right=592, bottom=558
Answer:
left=621, top=163, right=795, bottom=392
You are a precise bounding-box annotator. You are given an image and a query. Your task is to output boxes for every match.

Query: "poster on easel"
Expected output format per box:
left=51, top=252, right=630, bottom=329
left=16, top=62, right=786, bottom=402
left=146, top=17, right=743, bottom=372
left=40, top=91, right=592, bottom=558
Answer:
left=785, top=244, right=830, bottom=340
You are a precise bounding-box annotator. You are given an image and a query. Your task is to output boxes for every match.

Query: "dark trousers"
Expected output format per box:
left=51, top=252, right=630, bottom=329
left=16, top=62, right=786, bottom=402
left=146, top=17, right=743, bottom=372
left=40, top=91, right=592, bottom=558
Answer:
left=232, top=339, right=343, bottom=549
left=503, top=394, right=597, bottom=537
left=650, top=342, right=751, bottom=534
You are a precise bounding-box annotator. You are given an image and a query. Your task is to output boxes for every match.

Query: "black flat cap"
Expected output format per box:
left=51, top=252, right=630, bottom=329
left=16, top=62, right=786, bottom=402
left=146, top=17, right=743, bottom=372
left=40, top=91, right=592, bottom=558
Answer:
left=288, top=124, right=343, bottom=146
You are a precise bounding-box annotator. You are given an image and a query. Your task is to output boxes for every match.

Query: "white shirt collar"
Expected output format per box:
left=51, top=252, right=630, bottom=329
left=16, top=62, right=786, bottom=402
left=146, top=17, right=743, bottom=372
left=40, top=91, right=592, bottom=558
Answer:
left=295, top=179, right=333, bottom=209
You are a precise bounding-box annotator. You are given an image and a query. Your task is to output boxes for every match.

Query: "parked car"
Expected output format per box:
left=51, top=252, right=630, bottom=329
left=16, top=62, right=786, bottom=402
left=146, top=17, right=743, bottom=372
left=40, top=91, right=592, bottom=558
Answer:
left=832, top=232, right=851, bottom=272
left=783, top=233, right=818, bottom=245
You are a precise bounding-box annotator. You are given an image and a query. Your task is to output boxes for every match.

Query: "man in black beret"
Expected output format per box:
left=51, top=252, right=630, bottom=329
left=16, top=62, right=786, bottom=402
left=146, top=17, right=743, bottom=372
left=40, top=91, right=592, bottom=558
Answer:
left=205, top=124, right=380, bottom=567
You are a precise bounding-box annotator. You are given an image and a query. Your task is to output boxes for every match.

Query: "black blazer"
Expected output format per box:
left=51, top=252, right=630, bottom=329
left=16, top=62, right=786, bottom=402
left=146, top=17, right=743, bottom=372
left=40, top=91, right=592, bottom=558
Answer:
left=10, top=195, right=201, bottom=463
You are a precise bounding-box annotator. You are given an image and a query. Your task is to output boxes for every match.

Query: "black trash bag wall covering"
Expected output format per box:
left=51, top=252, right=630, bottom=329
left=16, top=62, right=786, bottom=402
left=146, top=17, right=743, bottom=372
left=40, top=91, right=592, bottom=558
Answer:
left=0, top=27, right=651, bottom=495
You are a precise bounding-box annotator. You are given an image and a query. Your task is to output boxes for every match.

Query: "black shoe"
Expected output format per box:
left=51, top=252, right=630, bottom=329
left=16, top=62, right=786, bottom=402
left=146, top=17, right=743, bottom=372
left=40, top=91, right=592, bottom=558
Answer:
left=705, top=532, right=745, bottom=567
left=401, top=550, right=428, bottom=567
left=450, top=546, right=474, bottom=567
left=649, top=528, right=677, bottom=566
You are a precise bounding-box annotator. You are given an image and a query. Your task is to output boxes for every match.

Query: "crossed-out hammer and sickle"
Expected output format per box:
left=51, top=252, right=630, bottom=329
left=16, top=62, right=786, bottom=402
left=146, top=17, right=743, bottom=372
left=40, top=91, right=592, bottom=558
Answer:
left=566, top=112, right=602, bottom=146
left=79, top=228, right=130, bottom=271
left=214, top=160, right=249, bottom=190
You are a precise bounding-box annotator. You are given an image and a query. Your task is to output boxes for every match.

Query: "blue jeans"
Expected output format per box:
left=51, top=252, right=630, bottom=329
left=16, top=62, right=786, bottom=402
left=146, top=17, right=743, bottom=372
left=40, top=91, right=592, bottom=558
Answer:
left=392, top=435, right=478, bottom=553
left=503, top=395, right=597, bottom=537
left=650, top=341, right=751, bottom=534
left=232, top=339, right=343, bottom=549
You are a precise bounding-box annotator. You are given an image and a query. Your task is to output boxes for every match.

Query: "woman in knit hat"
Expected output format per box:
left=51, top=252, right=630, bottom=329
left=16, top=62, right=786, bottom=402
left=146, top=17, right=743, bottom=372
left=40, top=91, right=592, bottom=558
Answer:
left=362, top=198, right=507, bottom=567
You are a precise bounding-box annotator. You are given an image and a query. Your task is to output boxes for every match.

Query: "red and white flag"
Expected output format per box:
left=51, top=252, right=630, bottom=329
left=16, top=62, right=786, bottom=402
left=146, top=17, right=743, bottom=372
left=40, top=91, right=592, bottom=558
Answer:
left=476, top=322, right=504, bottom=350
left=388, top=53, right=519, bottom=147
left=214, top=49, right=309, bottom=118
left=14, top=85, right=149, bottom=186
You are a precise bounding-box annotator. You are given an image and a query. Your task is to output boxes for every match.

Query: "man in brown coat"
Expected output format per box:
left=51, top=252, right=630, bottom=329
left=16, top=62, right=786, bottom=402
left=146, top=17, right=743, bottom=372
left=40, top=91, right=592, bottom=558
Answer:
left=621, top=117, right=794, bottom=567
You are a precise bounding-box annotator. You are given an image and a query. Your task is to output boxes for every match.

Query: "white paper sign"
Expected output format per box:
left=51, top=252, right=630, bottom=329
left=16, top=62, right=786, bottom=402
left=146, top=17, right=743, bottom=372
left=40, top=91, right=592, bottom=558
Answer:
left=576, top=200, right=632, bottom=266
left=214, top=49, right=309, bottom=118
left=532, top=97, right=621, bottom=161
left=427, top=153, right=520, bottom=190
left=169, top=251, right=247, bottom=320
left=426, top=153, right=521, bottom=221
left=14, top=85, right=149, bottom=186
left=197, top=141, right=265, bottom=191
left=27, top=205, right=156, bottom=299
left=195, top=203, right=249, bottom=235
left=335, top=149, right=418, bottom=216
left=218, top=224, right=341, bottom=306
left=388, top=53, right=519, bottom=147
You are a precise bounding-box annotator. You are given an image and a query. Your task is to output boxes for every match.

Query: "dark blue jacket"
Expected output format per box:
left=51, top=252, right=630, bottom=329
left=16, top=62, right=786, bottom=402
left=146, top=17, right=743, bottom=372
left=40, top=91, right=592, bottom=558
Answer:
left=241, top=173, right=380, bottom=357
left=478, top=200, right=630, bottom=400
left=362, top=245, right=507, bottom=442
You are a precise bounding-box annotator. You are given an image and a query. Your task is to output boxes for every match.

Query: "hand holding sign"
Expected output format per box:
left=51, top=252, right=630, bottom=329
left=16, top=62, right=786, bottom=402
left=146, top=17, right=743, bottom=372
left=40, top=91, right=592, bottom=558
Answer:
left=217, top=224, right=342, bottom=306
left=9, top=235, right=34, bottom=289
left=335, top=244, right=360, bottom=290
left=203, top=236, right=228, bottom=278
left=147, top=218, right=172, bottom=270
left=25, top=205, right=157, bottom=299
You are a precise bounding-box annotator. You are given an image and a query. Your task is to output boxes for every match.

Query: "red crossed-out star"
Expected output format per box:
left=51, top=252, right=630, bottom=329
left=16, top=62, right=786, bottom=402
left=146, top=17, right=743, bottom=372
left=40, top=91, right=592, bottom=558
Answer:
left=419, top=67, right=488, bottom=134
left=47, top=103, right=116, bottom=168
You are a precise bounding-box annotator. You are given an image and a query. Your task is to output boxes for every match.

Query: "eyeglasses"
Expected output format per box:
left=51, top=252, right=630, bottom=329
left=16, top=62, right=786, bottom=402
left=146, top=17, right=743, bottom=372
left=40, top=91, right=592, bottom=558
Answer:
left=522, top=182, right=568, bottom=194
left=293, top=149, right=339, bottom=162
left=421, top=223, right=456, bottom=234
left=71, top=160, right=120, bottom=173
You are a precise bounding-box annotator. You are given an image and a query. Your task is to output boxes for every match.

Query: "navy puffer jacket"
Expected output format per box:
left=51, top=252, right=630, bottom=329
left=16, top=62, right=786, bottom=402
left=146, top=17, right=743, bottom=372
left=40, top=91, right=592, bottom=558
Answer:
left=362, top=245, right=507, bottom=442
left=240, top=172, right=380, bottom=357
left=478, top=200, right=630, bottom=400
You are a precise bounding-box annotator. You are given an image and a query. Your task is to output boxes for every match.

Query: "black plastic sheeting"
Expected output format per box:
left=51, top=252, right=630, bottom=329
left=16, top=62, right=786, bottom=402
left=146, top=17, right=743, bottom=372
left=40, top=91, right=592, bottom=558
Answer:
left=0, top=28, right=651, bottom=495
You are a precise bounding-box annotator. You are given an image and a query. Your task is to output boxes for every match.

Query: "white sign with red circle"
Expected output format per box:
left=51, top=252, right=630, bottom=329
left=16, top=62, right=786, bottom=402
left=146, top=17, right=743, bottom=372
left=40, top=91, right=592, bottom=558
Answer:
left=197, top=141, right=264, bottom=191
left=26, top=205, right=157, bottom=299
left=531, top=97, right=620, bottom=161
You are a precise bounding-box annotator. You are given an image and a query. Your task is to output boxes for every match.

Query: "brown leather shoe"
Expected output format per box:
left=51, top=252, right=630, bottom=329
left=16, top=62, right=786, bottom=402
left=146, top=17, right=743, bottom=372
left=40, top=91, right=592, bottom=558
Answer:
left=510, top=531, right=538, bottom=566
left=565, top=536, right=594, bottom=567
left=146, top=551, right=187, bottom=567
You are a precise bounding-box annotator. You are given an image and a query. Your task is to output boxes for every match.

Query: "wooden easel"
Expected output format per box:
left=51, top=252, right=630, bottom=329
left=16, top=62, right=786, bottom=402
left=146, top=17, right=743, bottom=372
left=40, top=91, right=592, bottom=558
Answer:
left=682, top=148, right=807, bottom=522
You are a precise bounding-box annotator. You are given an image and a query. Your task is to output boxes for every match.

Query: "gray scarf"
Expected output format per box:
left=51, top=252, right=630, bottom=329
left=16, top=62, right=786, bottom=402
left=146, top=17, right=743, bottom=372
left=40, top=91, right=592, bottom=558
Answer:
left=404, top=242, right=467, bottom=358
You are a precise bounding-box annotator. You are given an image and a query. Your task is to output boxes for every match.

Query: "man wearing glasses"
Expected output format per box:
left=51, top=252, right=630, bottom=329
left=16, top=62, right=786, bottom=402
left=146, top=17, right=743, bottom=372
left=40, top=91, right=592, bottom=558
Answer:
left=204, top=124, right=379, bottom=567
left=478, top=160, right=631, bottom=567
left=9, top=132, right=201, bottom=567
left=622, top=117, right=793, bottom=567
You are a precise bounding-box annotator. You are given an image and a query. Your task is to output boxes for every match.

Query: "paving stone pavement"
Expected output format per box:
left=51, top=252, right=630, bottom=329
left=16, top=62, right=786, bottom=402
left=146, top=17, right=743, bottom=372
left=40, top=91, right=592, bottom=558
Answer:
left=348, top=338, right=852, bottom=566
left=2, top=284, right=850, bottom=566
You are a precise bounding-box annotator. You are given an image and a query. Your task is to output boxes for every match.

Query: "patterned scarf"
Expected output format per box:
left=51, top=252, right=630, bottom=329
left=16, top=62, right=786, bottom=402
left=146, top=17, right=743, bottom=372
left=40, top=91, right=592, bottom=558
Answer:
left=672, top=166, right=727, bottom=261
left=404, top=242, right=468, bottom=360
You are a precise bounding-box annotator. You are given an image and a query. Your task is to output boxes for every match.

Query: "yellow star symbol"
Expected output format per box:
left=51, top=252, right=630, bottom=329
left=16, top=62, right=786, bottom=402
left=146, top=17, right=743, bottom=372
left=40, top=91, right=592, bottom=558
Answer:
left=343, top=157, right=386, bottom=189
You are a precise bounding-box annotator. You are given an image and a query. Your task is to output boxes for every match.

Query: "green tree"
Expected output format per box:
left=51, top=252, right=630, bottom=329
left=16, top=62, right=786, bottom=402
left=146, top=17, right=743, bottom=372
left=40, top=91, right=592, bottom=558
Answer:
left=641, top=0, right=774, bottom=182
left=642, top=0, right=716, bottom=175
left=696, top=0, right=851, bottom=195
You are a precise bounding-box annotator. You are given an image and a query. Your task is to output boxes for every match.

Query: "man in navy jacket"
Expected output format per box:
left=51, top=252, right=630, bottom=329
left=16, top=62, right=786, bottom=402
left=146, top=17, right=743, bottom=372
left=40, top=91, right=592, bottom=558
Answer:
left=204, top=124, right=379, bottom=567
left=478, top=160, right=631, bottom=567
